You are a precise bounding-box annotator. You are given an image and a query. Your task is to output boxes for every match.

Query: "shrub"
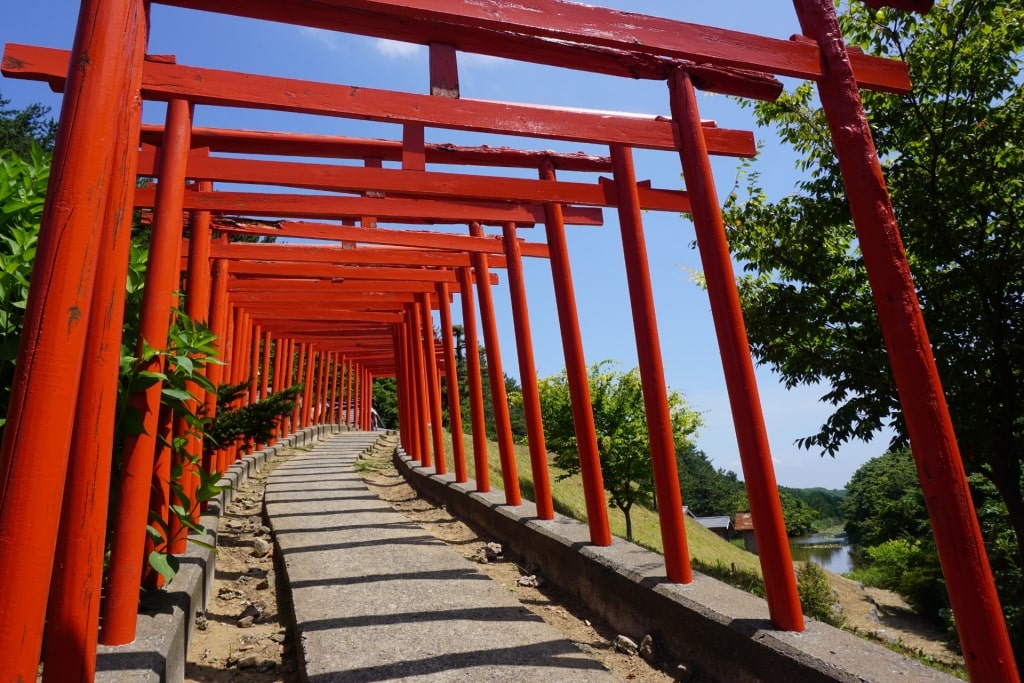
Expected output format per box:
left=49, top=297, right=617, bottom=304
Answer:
left=0, top=147, right=48, bottom=429
left=798, top=561, right=845, bottom=627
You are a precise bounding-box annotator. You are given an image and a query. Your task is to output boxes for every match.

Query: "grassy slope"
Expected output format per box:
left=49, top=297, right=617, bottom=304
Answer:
left=435, top=430, right=763, bottom=577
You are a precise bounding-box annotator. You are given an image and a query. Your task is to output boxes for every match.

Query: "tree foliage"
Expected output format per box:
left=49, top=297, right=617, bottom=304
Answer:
left=841, top=451, right=951, bottom=620
left=538, top=361, right=702, bottom=540
left=0, top=96, right=55, bottom=427
left=843, top=450, right=1023, bottom=648
left=0, top=92, right=56, bottom=157
left=784, top=487, right=846, bottom=523
left=206, top=381, right=300, bottom=451
left=778, top=490, right=821, bottom=538
left=797, top=561, right=846, bottom=627
left=373, top=376, right=399, bottom=429
left=0, top=148, right=48, bottom=427
left=721, top=0, right=1024, bottom=591
left=842, top=450, right=930, bottom=547
left=677, top=445, right=743, bottom=517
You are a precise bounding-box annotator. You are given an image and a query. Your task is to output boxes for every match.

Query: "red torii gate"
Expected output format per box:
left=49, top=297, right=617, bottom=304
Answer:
left=0, top=1, right=1017, bottom=682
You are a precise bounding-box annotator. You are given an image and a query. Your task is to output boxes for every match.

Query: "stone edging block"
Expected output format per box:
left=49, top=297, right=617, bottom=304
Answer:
left=94, top=425, right=331, bottom=683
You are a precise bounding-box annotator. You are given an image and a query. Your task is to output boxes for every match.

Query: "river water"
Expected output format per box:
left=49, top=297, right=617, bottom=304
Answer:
left=788, top=533, right=855, bottom=574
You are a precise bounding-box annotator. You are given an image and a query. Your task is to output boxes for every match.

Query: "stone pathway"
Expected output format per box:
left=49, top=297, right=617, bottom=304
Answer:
left=265, top=432, right=619, bottom=682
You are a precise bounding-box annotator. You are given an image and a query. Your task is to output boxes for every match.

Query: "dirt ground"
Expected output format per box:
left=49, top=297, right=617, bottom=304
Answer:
left=182, top=436, right=962, bottom=682
left=183, top=448, right=301, bottom=683
left=829, top=572, right=962, bottom=670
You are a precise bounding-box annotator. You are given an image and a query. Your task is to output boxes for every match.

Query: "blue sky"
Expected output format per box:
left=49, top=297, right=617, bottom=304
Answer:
left=1, top=0, right=896, bottom=489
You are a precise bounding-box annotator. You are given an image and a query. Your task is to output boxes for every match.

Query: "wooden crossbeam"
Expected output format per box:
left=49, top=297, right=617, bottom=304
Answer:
left=251, top=325, right=390, bottom=335
left=268, top=326, right=398, bottom=335
left=3, top=44, right=756, bottom=156
left=222, top=262, right=474, bottom=283
left=151, top=0, right=910, bottom=93
left=226, top=274, right=473, bottom=290
left=208, top=221, right=550, bottom=258
left=227, top=280, right=426, bottom=293
left=136, top=152, right=691, bottom=213
left=242, top=310, right=405, bottom=324
left=226, top=279, right=455, bottom=295
left=282, top=337, right=402, bottom=348
left=210, top=243, right=506, bottom=269
left=141, top=125, right=615, bottom=171
left=230, top=291, right=416, bottom=304
left=156, top=0, right=784, bottom=96
left=134, top=186, right=602, bottom=227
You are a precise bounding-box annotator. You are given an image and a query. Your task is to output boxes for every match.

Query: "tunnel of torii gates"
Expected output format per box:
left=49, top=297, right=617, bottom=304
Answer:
left=0, top=0, right=1018, bottom=681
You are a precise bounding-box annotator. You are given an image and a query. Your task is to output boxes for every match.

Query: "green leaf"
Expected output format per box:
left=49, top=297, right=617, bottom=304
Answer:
left=147, top=550, right=180, bottom=584
left=188, top=538, right=217, bottom=552
left=161, top=387, right=195, bottom=403
left=173, top=355, right=194, bottom=375
left=169, top=503, right=190, bottom=519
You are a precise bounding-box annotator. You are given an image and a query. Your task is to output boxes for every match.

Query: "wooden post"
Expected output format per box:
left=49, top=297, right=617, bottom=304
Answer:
left=500, top=222, right=553, bottom=519
left=102, top=98, right=195, bottom=645
left=668, top=69, right=803, bottom=631
left=419, top=292, right=447, bottom=472
left=458, top=266, right=490, bottom=491
left=437, top=281, right=468, bottom=482
left=539, top=161, right=611, bottom=546
left=347, top=352, right=356, bottom=428
left=206, top=259, right=229, bottom=472
left=284, top=339, right=297, bottom=435
left=177, top=178, right=214, bottom=525
left=469, top=221, right=521, bottom=506
left=249, top=325, right=261, bottom=404
left=328, top=352, right=340, bottom=425
left=609, top=145, right=692, bottom=583
left=302, top=348, right=316, bottom=428
left=405, top=305, right=425, bottom=458
left=794, top=1, right=1018, bottom=675
left=41, top=10, right=147, bottom=678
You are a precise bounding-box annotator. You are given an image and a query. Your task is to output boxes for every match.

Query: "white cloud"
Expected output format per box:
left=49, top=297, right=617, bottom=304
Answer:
left=297, top=26, right=344, bottom=52
left=373, top=38, right=426, bottom=59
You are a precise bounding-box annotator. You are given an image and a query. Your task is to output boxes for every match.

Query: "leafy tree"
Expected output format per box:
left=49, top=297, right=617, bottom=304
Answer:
left=677, top=445, right=744, bottom=517
left=451, top=324, right=465, bottom=363
left=971, top=477, right=1024, bottom=656
left=538, top=361, right=702, bottom=541
left=842, top=452, right=950, bottom=620
left=373, top=376, right=399, bottom=429
left=784, top=487, right=846, bottom=524
left=504, top=376, right=528, bottom=443
left=720, top=1, right=1024, bottom=581
left=778, top=490, right=821, bottom=537
left=842, top=450, right=930, bottom=547
left=0, top=92, right=56, bottom=157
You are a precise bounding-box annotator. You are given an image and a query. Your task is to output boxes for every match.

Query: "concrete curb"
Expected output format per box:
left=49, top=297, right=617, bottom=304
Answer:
left=95, top=423, right=346, bottom=683
left=394, top=447, right=960, bottom=683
